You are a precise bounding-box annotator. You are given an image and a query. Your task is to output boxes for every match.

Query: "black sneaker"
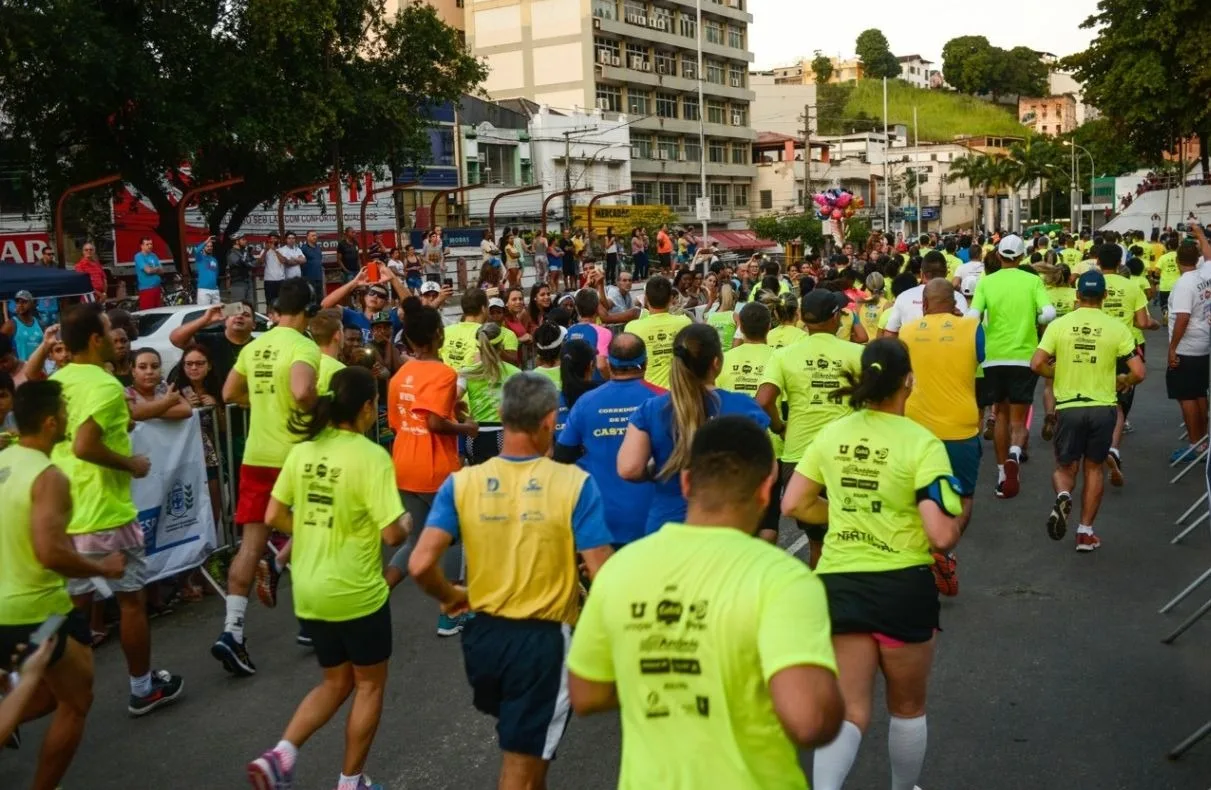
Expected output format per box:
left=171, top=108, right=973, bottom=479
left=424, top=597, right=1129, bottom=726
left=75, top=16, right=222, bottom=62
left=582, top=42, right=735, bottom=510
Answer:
left=128, top=670, right=184, bottom=717
left=296, top=623, right=313, bottom=648
left=211, top=631, right=257, bottom=676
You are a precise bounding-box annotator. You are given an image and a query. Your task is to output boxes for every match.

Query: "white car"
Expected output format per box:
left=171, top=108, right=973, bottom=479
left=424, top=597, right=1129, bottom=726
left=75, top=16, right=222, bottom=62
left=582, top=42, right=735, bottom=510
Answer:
left=133, top=305, right=270, bottom=371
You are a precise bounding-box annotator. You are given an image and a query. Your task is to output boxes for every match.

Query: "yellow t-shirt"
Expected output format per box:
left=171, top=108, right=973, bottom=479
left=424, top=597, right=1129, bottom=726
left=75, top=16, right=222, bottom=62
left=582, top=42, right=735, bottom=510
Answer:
left=1046, top=285, right=1076, bottom=319
left=1100, top=272, right=1146, bottom=345
left=834, top=308, right=859, bottom=342
left=1060, top=247, right=1083, bottom=267
left=1037, top=307, right=1136, bottom=410
left=534, top=364, right=562, bottom=391
left=718, top=342, right=782, bottom=457
left=624, top=312, right=693, bottom=389
left=766, top=324, right=805, bottom=350
left=797, top=409, right=959, bottom=574
left=51, top=363, right=137, bottom=534
left=1158, top=251, right=1181, bottom=292
left=707, top=310, right=737, bottom=349
left=566, top=523, right=836, bottom=790
left=856, top=299, right=889, bottom=339
left=233, top=326, right=322, bottom=468
left=761, top=332, right=863, bottom=462
left=0, top=445, right=72, bottom=624
left=317, top=354, right=345, bottom=395
left=440, top=320, right=482, bottom=371
left=1148, top=242, right=1165, bottom=270
left=901, top=315, right=981, bottom=440
left=271, top=429, right=402, bottom=621
left=944, top=253, right=963, bottom=279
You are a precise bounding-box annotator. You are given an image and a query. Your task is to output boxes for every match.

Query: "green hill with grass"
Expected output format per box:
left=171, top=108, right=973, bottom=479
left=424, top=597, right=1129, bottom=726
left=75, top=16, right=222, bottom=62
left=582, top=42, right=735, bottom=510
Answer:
left=819, top=79, right=1028, bottom=142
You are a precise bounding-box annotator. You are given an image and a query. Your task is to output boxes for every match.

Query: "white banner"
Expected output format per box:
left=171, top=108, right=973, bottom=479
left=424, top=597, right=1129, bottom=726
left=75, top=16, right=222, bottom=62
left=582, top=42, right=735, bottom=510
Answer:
left=131, top=414, right=217, bottom=583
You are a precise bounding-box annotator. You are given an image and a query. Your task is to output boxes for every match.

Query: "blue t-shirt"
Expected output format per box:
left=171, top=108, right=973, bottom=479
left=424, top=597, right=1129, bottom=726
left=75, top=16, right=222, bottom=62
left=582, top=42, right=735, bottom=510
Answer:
left=134, top=251, right=161, bottom=290
left=10, top=313, right=44, bottom=361
left=629, top=388, right=770, bottom=536
left=557, top=378, right=663, bottom=546
left=194, top=243, right=219, bottom=290
left=341, top=306, right=402, bottom=344
left=300, top=243, right=325, bottom=281
left=957, top=247, right=971, bottom=263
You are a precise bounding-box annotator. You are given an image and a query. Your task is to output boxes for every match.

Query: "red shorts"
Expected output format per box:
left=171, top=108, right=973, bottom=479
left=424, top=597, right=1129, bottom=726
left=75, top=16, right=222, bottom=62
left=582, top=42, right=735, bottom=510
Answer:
left=235, top=464, right=281, bottom=526
left=138, top=288, right=163, bottom=310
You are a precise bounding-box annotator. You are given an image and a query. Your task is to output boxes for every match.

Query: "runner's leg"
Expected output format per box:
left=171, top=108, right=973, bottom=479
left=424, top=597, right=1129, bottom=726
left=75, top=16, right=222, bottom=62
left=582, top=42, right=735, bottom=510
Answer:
left=283, top=664, right=355, bottom=748
left=1078, top=457, right=1106, bottom=528
left=32, top=638, right=94, bottom=790
left=114, top=589, right=151, bottom=679
left=499, top=752, right=550, bottom=790
left=879, top=638, right=935, bottom=790
left=342, top=661, right=388, bottom=777
left=812, top=634, right=878, bottom=790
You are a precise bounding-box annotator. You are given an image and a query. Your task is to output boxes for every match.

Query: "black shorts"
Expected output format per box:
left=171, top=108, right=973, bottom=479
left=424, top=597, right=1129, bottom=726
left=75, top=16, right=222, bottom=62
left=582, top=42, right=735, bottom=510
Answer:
left=780, top=461, right=827, bottom=542
left=1166, top=354, right=1210, bottom=401
left=1054, top=406, right=1117, bottom=465
left=975, top=374, right=996, bottom=408
left=0, top=609, right=89, bottom=672
left=982, top=365, right=1038, bottom=405
left=820, top=566, right=939, bottom=644
left=562, top=258, right=578, bottom=278
left=300, top=602, right=392, bottom=668
left=461, top=614, right=571, bottom=759
left=658, top=252, right=673, bottom=269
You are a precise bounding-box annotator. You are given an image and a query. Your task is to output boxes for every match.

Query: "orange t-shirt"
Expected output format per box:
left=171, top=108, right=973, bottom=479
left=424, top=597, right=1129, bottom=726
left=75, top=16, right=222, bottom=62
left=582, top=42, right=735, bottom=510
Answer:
left=657, top=230, right=673, bottom=255
left=387, top=359, right=461, bottom=493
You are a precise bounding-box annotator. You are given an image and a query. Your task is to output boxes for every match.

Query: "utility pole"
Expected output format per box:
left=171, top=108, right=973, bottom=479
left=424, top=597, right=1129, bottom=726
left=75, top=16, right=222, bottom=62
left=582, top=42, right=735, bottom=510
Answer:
left=696, top=0, right=707, bottom=262
left=913, top=105, right=921, bottom=237
left=564, top=131, right=572, bottom=231
left=882, top=76, right=889, bottom=232
left=802, top=103, right=815, bottom=206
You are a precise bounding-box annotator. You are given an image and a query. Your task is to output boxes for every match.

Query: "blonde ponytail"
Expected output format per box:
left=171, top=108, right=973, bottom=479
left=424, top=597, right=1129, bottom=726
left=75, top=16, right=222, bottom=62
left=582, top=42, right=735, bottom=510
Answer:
left=658, top=324, right=722, bottom=480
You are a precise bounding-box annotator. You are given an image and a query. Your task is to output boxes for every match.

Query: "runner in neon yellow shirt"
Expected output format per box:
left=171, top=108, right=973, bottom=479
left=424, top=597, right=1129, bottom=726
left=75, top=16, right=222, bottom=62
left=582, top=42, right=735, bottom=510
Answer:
left=624, top=277, right=692, bottom=388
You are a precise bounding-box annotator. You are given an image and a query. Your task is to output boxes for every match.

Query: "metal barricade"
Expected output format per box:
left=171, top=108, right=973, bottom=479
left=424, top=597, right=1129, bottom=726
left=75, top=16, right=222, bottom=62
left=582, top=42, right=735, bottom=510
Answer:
left=223, top=403, right=250, bottom=545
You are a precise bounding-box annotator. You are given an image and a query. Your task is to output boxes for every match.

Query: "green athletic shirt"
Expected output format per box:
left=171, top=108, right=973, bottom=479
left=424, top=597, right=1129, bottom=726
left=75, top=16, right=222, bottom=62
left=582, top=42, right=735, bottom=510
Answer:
left=1037, top=308, right=1136, bottom=410
left=970, top=268, right=1051, bottom=365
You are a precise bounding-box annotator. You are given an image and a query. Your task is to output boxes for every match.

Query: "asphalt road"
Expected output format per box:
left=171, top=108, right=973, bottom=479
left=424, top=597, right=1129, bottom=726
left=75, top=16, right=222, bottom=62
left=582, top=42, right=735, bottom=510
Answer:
left=5, top=347, right=1211, bottom=790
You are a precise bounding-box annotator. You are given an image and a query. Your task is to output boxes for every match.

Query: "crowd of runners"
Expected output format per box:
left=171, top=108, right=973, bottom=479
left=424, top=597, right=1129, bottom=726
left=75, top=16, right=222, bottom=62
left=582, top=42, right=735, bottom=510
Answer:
left=2, top=221, right=1211, bottom=790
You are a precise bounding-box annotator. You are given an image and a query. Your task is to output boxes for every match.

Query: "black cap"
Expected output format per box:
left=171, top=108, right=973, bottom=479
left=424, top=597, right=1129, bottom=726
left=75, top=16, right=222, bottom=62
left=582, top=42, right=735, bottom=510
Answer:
left=801, top=290, right=848, bottom=324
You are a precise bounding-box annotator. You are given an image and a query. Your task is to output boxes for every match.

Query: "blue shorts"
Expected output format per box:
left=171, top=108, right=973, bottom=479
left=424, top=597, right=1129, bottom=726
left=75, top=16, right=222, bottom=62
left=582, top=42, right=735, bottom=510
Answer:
left=461, top=613, right=572, bottom=759
left=942, top=436, right=981, bottom=497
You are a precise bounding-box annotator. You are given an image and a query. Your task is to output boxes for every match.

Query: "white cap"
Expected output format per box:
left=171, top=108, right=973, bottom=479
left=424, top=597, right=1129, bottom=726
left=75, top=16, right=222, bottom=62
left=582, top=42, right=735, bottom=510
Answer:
left=419, top=281, right=441, bottom=294
left=487, top=297, right=505, bottom=309
left=960, top=274, right=980, bottom=297
left=997, top=234, right=1026, bottom=260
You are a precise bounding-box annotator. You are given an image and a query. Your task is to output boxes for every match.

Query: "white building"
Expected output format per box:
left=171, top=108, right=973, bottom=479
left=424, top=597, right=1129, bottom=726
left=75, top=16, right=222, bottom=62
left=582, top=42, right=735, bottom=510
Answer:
left=875, top=143, right=979, bottom=232
left=897, top=55, right=932, bottom=90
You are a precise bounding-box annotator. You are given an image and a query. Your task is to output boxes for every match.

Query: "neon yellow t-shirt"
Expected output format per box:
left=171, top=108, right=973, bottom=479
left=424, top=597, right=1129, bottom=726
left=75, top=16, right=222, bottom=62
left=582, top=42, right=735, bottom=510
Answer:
left=761, top=332, right=863, bottom=462
left=767, top=324, right=805, bottom=350
left=625, top=312, right=693, bottom=388
left=0, top=445, right=72, bottom=624
left=1149, top=242, right=1165, bottom=270
left=51, top=363, right=137, bottom=534
left=462, top=362, right=520, bottom=422
left=1060, top=247, right=1083, bottom=267
left=317, top=354, right=345, bottom=395
left=797, top=410, right=959, bottom=574
left=944, top=253, right=963, bottom=279
left=857, top=299, right=889, bottom=339
left=834, top=308, right=860, bottom=342
left=707, top=310, right=737, bottom=348
left=1100, top=272, right=1146, bottom=346
left=271, top=429, right=402, bottom=621
left=718, top=342, right=782, bottom=456
left=440, top=320, right=482, bottom=371
left=566, top=523, right=836, bottom=790
left=500, top=326, right=520, bottom=354
left=970, top=268, right=1051, bottom=364
left=233, top=326, right=321, bottom=468
left=1045, top=286, right=1076, bottom=319
left=1158, top=251, right=1181, bottom=292
left=1037, top=307, right=1136, bottom=410
left=534, top=364, right=562, bottom=391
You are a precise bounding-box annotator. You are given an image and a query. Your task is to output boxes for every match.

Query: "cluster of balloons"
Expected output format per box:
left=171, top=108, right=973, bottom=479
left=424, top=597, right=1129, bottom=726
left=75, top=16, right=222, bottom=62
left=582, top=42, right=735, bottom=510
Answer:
left=812, top=188, right=866, bottom=221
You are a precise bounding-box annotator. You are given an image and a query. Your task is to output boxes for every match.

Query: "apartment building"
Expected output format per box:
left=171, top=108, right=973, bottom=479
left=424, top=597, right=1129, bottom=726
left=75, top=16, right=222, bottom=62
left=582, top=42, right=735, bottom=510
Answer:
left=1018, top=94, right=1078, bottom=137
left=466, top=0, right=756, bottom=223
left=385, top=0, right=466, bottom=36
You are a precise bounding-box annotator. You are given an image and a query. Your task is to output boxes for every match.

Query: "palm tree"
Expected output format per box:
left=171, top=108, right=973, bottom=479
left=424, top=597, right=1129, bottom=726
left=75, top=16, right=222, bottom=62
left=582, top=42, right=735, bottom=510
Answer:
left=948, top=154, right=992, bottom=232
left=1009, top=136, right=1057, bottom=230
left=984, top=155, right=1020, bottom=231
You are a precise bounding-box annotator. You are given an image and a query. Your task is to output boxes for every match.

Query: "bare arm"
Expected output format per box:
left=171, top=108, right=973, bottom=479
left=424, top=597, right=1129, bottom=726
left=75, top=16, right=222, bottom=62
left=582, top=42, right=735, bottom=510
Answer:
left=755, top=383, right=786, bottom=436
left=568, top=673, right=619, bottom=715
left=1029, top=349, right=1055, bottom=380
left=321, top=268, right=368, bottom=309
left=1123, top=354, right=1147, bottom=387
left=769, top=665, right=845, bottom=748
left=425, top=411, right=478, bottom=437
left=290, top=361, right=318, bottom=410
left=129, top=387, right=192, bottom=421
left=616, top=423, right=652, bottom=482
left=781, top=472, right=829, bottom=524
left=169, top=305, right=223, bottom=349
left=580, top=545, right=614, bottom=581
left=266, top=497, right=293, bottom=534
left=19, top=325, right=59, bottom=383
left=919, top=499, right=960, bottom=553
left=30, top=466, right=124, bottom=578
left=74, top=417, right=142, bottom=474
left=222, top=368, right=249, bottom=407
left=381, top=514, right=410, bottom=547
left=408, top=527, right=467, bottom=613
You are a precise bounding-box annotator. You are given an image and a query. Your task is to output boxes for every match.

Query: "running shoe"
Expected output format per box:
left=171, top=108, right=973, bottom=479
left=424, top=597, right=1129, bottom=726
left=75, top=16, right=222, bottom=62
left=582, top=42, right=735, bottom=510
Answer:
left=1075, top=531, right=1101, bottom=552
left=334, top=777, right=383, bottom=790
left=255, top=555, right=282, bottom=609
left=1172, top=445, right=1202, bottom=464
left=1000, top=451, right=1021, bottom=499
left=930, top=552, right=958, bottom=597
left=1041, top=413, right=1057, bottom=441
left=983, top=417, right=994, bottom=440
left=297, top=623, right=313, bottom=649
left=128, top=670, right=184, bottom=717
left=248, top=748, right=294, bottom=790
left=211, top=632, right=257, bottom=676
left=436, top=613, right=463, bottom=637
left=1047, top=492, right=1072, bottom=541
left=1122, top=420, right=1134, bottom=434
left=1107, top=449, right=1124, bottom=487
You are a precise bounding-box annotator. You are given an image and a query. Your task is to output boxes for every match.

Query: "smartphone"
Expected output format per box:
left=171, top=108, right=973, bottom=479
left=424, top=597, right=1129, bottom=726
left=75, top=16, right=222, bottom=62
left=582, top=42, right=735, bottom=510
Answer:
left=443, top=279, right=454, bottom=289
left=221, top=302, right=243, bottom=319
left=29, top=613, right=65, bottom=648
left=366, top=261, right=380, bottom=282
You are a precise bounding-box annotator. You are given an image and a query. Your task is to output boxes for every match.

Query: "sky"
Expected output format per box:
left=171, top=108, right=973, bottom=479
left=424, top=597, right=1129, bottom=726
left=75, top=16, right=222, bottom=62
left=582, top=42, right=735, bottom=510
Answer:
left=747, top=0, right=1102, bottom=70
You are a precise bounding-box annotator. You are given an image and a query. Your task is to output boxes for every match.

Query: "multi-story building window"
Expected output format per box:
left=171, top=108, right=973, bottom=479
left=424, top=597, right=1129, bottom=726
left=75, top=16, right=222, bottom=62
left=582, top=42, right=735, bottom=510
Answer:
left=706, top=100, right=725, bottom=124
left=727, top=25, right=743, bottom=49
left=596, top=85, right=622, bottom=112
left=733, top=184, right=748, bottom=207
left=656, top=92, right=678, bottom=119
left=706, top=60, right=725, bottom=85
left=654, top=50, right=676, bottom=75
left=759, top=189, right=773, bottom=210
left=626, top=43, right=648, bottom=69
left=730, top=105, right=747, bottom=126
left=704, top=20, right=723, bottom=45
left=632, top=135, right=652, bottom=159
left=682, top=95, right=700, bottom=120
left=660, top=182, right=681, bottom=206
left=633, top=181, right=657, bottom=205
left=480, top=143, right=516, bottom=186
left=681, top=57, right=697, bottom=80
left=710, top=182, right=730, bottom=208
left=627, top=88, right=650, bottom=115
left=592, top=0, right=617, bottom=20
left=684, top=140, right=702, bottom=161
left=594, top=37, right=620, bottom=64
left=657, top=136, right=679, bottom=160
left=679, top=14, right=696, bottom=39
left=685, top=182, right=702, bottom=207
left=728, top=65, right=745, bottom=88
left=624, top=0, right=646, bottom=23
left=649, top=6, right=672, bottom=32
left=730, top=143, right=746, bottom=164
left=708, top=139, right=725, bottom=163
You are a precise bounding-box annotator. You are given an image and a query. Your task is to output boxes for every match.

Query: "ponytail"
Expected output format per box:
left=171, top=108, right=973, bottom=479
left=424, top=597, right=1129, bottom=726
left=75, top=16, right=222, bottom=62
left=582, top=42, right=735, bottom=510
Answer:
left=658, top=324, right=722, bottom=480
left=462, top=322, right=506, bottom=385
left=560, top=339, right=598, bottom=409
left=831, top=338, right=911, bottom=410
left=289, top=366, right=378, bottom=441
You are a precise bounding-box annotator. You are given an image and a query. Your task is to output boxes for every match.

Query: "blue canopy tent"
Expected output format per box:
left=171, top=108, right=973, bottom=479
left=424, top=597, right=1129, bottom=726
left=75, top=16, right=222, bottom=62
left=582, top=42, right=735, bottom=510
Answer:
left=0, top=263, right=94, bottom=301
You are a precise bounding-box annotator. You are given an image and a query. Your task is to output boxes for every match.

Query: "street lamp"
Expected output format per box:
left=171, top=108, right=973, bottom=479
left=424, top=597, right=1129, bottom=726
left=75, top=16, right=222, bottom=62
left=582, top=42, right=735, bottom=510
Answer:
left=1064, top=141, right=1095, bottom=232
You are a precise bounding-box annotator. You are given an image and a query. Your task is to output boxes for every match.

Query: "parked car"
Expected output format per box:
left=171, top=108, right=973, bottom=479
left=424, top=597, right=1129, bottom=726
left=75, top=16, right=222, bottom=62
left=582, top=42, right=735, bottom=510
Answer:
left=133, top=305, right=270, bottom=371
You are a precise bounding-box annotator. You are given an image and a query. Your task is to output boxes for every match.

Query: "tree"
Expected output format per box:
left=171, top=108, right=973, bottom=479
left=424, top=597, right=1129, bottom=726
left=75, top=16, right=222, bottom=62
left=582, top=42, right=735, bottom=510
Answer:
left=854, top=28, right=901, bottom=80
left=1063, top=0, right=1211, bottom=179
left=0, top=0, right=486, bottom=268
left=1064, top=118, right=1149, bottom=177
left=941, top=36, right=997, bottom=96
left=1009, top=136, right=1061, bottom=227
left=811, top=52, right=834, bottom=85
left=748, top=213, right=825, bottom=253
left=1001, top=46, right=1048, bottom=98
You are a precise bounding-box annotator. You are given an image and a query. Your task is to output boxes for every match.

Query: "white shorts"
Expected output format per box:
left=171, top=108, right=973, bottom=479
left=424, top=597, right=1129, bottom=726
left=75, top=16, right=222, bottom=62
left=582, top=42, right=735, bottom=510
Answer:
left=197, top=288, right=222, bottom=305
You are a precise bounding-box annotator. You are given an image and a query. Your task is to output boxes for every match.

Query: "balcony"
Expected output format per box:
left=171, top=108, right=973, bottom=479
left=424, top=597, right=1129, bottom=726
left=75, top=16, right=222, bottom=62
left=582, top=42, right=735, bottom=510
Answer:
left=593, top=14, right=754, bottom=63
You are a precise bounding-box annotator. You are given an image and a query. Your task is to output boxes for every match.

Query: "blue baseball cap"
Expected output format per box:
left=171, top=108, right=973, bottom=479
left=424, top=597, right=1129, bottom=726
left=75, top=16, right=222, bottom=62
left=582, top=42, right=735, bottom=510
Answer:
left=1076, top=270, right=1106, bottom=297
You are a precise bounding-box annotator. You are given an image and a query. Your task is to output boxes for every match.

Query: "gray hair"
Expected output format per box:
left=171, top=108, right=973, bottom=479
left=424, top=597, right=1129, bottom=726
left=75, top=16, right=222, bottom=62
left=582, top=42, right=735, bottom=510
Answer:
left=500, top=372, right=559, bottom=432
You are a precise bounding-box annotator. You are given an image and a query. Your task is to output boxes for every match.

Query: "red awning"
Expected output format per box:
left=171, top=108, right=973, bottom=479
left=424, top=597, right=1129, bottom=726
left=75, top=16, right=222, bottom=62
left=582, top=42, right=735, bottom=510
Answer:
left=687, top=229, right=777, bottom=251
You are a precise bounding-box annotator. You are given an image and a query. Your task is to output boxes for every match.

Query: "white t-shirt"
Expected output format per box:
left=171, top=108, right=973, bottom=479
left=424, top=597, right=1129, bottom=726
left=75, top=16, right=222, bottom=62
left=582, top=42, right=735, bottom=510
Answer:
left=278, top=244, right=304, bottom=278
left=262, top=248, right=286, bottom=281
left=1168, top=268, right=1211, bottom=356
left=884, top=283, right=969, bottom=333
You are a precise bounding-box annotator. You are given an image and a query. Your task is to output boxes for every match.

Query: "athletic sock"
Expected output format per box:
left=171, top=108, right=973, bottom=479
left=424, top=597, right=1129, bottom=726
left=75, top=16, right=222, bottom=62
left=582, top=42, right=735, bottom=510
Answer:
left=274, top=556, right=286, bottom=573
left=1077, top=524, right=1094, bottom=535
left=1058, top=490, right=1070, bottom=500
left=812, top=720, right=862, bottom=790
left=997, top=465, right=1006, bottom=484
left=888, top=715, right=928, bottom=790
left=225, top=595, right=248, bottom=642
left=1009, top=444, right=1022, bottom=460
left=274, top=740, right=299, bottom=772
left=130, top=672, right=152, bottom=697
left=337, top=773, right=361, bottom=790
